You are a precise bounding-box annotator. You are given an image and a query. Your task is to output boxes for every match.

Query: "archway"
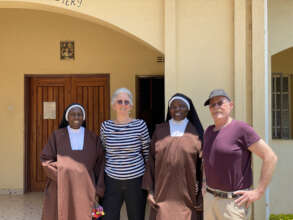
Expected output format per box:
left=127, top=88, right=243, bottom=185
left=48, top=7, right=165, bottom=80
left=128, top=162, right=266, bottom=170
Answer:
left=0, top=0, right=163, bottom=53
left=271, top=47, right=293, bottom=139
left=0, top=6, right=164, bottom=194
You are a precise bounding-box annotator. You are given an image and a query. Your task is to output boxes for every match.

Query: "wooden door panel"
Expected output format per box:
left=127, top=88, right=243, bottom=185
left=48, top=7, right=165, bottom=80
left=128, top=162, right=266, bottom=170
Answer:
left=29, top=77, right=71, bottom=191
left=71, top=76, right=109, bottom=134
left=29, top=75, right=109, bottom=191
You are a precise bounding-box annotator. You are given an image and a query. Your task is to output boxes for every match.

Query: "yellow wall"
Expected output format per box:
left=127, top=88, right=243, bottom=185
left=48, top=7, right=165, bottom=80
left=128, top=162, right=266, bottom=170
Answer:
left=271, top=47, right=293, bottom=73
left=0, top=0, right=287, bottom=218
left=166, top=0, right=234, bottom=128
left=269, top=0, right=293, bottom=55
left=0, top=0, right=164, bottom=53
left=269, top=0, right=293, bottom=214
left=0, top=8, right=163, bottom=191
left=269, top=141, right=293, bottom=213
left=270, top=47, right=293, bottom=214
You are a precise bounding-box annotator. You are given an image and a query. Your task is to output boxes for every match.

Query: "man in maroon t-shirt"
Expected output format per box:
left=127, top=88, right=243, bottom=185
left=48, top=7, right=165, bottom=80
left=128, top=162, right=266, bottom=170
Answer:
left=202, top=89, right=277, bottom=220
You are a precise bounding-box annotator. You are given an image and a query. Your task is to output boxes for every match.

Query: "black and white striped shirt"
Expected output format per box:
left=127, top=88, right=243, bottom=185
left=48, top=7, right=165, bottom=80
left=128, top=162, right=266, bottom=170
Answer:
left=100, top=119, right=150, bottom=180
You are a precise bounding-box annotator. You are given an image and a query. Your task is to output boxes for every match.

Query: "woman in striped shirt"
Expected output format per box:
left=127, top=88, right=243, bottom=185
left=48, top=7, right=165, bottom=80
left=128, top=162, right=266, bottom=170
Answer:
left=100, top=88, right=150, bottom=220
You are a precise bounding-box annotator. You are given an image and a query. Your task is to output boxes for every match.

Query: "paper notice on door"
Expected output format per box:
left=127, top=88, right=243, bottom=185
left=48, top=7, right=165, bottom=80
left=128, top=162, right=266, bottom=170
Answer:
left=43, top=102, right=56, bottom=119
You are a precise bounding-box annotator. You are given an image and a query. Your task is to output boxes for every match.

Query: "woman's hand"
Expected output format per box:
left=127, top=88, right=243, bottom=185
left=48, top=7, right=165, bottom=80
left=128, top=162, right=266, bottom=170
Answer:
left=147, top=192, right=158, bottom=209
left=95, top=195, right=100, bottom=204
left=202, top=181, right=206, bottom=195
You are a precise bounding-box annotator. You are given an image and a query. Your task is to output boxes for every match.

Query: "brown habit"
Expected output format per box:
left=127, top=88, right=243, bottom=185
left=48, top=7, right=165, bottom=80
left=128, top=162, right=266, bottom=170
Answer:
left=142, top=122, right=202, bottom=220
left=40, top=128, right=105, bottom=220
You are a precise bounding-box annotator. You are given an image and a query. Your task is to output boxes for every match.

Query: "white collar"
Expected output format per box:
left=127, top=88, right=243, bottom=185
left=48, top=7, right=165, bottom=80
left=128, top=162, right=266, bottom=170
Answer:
left=68, top=126, right=82, bottom=133
left=170, top=118, right=188, bottom=125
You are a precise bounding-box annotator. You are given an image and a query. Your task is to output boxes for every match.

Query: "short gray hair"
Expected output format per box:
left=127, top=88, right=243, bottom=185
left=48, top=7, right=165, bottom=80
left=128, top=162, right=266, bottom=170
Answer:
left=111, top=88, right=133, bottom=105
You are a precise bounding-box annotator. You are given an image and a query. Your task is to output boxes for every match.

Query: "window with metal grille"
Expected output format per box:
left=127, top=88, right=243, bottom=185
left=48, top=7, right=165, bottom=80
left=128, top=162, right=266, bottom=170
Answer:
left=272, top=73, right=291, bottom=139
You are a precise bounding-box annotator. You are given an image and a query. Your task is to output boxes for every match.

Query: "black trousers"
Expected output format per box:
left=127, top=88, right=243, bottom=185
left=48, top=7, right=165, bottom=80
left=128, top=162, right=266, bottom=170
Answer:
left=101, top=175, right=147, bottom=220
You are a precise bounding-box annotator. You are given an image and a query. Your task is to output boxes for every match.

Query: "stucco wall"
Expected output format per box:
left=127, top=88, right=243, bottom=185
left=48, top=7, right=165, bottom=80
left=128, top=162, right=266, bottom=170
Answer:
left=175, top=0, right=234, bottom=128
left=269, top=141, right=293, bottom=214
left=0, top=0, right=164, bottom=53
left=269, top=0, right=293, bottom=55
left=270, top=47, right=293, bottom=214
left=0, top=0, right=287, bottom=218
left=0, top=8, right=163, bottom=191
left=271, top=47, right=293, bottom=74
left=269, top=0, right=293, bottom=214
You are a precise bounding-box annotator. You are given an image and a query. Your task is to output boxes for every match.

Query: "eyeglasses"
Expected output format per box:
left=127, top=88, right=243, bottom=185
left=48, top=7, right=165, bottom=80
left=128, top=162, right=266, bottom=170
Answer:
left=209, top=99, right=227, bottom=108
left=116, top=99, right=130, bottom=106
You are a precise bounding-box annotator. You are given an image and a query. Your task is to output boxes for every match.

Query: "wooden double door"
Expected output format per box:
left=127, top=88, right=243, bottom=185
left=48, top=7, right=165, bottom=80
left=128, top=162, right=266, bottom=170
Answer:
left=27, top=75, right=110, bottom=191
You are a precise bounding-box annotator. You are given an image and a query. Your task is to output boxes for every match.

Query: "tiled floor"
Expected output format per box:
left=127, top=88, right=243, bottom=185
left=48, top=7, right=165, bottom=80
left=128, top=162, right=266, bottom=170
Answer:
left=0, top=193, right=43, bottom=220
left=0, top=192, right=149, bottom=220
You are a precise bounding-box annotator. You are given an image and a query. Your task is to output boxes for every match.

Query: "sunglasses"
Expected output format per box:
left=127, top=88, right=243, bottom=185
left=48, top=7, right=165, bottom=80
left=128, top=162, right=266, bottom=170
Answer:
left=209, top=99, right=227, bottom=108
left=116, top=99, right=130, bottom=105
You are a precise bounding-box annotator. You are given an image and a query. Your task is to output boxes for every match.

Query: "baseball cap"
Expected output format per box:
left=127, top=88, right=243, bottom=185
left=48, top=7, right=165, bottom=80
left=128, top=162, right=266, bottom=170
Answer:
left=204, top=89, right=231, bottom=106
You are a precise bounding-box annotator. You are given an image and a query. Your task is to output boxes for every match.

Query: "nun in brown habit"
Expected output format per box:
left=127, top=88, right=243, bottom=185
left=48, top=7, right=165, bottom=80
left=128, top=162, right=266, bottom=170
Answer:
left=142, top=93, right=203, bottom=220
left=40, top=103, right=105, bottom=220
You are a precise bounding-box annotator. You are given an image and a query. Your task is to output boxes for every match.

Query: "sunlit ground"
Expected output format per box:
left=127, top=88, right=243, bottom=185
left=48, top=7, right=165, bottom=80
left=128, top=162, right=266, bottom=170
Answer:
left=0, top=192, right=149, bottom=220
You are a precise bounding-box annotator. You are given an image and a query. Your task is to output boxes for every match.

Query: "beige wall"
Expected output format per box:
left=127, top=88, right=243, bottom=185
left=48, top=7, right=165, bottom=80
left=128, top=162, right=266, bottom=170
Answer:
left=0, top=8, right=163, bottom=191
left=165, top=0, right=234, bottom=128
left=0, top=0, right=289, bottom=218
left=269, top=141, right=293, bottom=213
left=0, top=0, right=164, bottom=53
left=0, top=0, right=235, bottom=192
left=270, top=47, right=293, bottom=214
left=269, top=0, right=293, bottom=55
left=269, top=0, right=293, bottom=214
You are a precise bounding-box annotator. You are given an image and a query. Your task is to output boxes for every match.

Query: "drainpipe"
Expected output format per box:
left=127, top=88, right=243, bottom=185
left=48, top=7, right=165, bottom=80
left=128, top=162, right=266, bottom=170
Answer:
left=264, top=0, right=270, bottom=219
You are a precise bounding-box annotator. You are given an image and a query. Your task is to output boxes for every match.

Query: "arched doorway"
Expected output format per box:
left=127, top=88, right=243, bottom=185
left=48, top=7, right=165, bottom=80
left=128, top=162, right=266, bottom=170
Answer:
left=271, top=47, right=293, bottom=139
left=0, top=7, right=164, bottom=193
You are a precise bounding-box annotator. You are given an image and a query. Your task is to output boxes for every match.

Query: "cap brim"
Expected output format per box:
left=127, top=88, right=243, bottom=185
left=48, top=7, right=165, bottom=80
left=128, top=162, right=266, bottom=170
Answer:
left=204, top=99, right=210, bottom=106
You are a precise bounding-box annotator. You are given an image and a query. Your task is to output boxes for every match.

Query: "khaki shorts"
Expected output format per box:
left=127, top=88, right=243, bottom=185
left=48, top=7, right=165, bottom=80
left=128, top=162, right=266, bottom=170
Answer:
left=204, top=190, right=251, bottom=220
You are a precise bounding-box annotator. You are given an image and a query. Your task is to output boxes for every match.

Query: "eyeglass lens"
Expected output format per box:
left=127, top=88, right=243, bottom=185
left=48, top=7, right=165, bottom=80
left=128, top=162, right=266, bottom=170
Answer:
left=117, top=100, right=130, bottom=105
left=210, top=100, right=225, bottom=108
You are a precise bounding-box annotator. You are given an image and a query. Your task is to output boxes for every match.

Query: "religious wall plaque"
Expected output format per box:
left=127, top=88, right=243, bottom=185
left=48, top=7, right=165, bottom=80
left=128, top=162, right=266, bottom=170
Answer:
left=60, top=41, right=75, bottom=60
left=43, top=102, right=56, bottom=119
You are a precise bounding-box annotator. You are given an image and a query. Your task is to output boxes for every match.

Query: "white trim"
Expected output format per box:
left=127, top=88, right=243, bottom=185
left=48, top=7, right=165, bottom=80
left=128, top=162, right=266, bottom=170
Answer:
left=168, top=96, right=190, bottom=110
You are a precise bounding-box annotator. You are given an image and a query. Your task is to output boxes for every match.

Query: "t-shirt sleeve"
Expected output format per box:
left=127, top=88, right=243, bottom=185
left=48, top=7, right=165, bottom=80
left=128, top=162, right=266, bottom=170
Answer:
left=242, top=123, right=261, bottom=148
left=99, top=121, right=106, bottom=145
left=140, top=120, right=150, bottom=162
left=203, top=126, right=212, bottom=149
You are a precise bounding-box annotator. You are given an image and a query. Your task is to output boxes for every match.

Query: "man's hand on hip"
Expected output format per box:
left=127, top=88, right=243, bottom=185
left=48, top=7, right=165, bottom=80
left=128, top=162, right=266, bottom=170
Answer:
left=234, top=189, right=262, bottom=208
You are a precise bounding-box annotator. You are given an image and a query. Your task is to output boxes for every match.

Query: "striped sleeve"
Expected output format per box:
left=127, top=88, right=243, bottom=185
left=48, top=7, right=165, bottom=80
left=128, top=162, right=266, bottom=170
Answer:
left=140, top=120, right=150, bottom=162
left=99, top=121, right=105, bottom=145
